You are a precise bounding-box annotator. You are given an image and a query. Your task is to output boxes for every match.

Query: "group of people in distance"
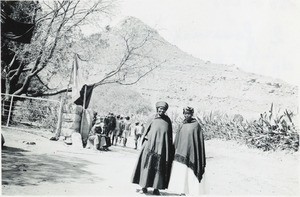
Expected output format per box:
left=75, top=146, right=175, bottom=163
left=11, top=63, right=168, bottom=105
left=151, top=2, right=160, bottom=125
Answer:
left=86, top=112, right=146, bottom=151
left=131, top=101, right=206, bottom=196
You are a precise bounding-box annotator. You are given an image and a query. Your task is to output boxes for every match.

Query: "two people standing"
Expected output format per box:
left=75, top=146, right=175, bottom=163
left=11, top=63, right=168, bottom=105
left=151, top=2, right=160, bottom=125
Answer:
left=131, top=102, right=206, bottom=195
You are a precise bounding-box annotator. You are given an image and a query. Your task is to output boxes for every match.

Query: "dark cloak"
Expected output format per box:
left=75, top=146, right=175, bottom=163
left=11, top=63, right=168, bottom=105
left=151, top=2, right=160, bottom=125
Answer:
left=132, top=114, right=174, bottom=189
left=174, top=118, right=206, bottom=182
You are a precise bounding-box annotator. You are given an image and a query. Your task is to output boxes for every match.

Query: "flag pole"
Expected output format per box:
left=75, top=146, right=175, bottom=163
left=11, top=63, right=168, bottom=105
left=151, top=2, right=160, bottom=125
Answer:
left=79, top=85, right=87, bottom=141
left=83, top=85, right=87, bottom=110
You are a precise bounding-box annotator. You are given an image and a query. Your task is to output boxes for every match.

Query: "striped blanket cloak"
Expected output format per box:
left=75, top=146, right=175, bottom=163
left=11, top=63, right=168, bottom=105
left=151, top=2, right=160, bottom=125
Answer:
left=174, top=118, right=206, bottom=182
left=132, top=114, right=174, bottom=189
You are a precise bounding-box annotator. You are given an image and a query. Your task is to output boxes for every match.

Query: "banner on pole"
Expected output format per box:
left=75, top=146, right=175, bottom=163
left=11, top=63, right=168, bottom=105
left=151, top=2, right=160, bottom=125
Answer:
left=74, top=84, right=94, bottom=109
left=72, top=54, right=84, bottom=103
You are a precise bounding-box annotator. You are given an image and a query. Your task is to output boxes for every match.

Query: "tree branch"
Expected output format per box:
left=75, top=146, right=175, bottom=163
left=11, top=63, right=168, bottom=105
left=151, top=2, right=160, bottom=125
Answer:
left=8, top=66, right=31, bottom=78
left=6, top=53, right=18, bottom=71
left=34, top=87, right=72, bottom=97
left=115, top=66, right=158, bottom=86
left=34, top=74, right=52, bottom=90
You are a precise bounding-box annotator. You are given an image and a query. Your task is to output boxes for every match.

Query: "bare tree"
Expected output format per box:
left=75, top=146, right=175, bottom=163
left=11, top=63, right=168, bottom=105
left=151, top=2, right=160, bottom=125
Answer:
left=42, top=18, right=166, bottom=96
left=94, top=29, right=165, bottom=86
left=2, top=1, right=165, bottom=100
left=2, top=0, right=115, bottom=98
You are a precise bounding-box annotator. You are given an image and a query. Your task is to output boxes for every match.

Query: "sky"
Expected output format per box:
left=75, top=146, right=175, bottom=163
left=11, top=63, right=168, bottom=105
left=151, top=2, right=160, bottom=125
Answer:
left=107, top=0, right=300, bottom=86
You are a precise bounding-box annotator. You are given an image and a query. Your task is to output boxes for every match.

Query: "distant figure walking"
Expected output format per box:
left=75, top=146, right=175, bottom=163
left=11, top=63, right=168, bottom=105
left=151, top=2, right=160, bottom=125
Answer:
left=117, top=116, right=125, bottom=144
left=132, top=101, right=174, bottom=195
left=133, top=122, right=145, bottom=149
left=105, top=113, right=116, bottom=137
left=101, top=113, right=115, bottom=150
left=168, top=106, right=206, bottom=196
left=122, top=116, right=131, bottom=147
left=112, top=115, right=121, bottom=145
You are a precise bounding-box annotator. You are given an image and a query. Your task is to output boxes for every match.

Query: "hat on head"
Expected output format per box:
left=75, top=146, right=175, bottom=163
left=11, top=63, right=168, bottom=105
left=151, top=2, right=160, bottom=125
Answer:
left=156, top=101, right=169, bottom=110
left=183, top=106, right=194, bottom=114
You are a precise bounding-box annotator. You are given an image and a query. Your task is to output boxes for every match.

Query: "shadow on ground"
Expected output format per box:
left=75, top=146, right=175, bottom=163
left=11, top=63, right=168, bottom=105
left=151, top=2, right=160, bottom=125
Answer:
left=2, top=145, right=103, bottom=186
left=135, top=188, right=180, bottom=196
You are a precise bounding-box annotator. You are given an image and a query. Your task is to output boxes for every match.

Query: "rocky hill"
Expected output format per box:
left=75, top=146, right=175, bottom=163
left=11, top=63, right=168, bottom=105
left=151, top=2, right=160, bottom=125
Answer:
left=77, top=16, right=298, bottom=120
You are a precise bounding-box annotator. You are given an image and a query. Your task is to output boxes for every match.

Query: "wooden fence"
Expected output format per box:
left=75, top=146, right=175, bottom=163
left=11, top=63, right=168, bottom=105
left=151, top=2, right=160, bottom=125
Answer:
left=1, top=93, right=62, bottom=133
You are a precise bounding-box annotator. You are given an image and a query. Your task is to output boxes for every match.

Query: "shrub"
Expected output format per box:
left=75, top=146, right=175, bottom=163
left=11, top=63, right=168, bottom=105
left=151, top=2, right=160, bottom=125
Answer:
left=9, top=98, right=60, bottom=131
left=164, top=104, right=298, bottom=152
left=194, top=104, right=299, bottom=152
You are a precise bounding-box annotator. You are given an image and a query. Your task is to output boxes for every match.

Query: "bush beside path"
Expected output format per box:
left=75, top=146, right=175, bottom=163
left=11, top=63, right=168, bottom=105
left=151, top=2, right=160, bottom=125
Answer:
left=1, top=127, right=299, bottom=196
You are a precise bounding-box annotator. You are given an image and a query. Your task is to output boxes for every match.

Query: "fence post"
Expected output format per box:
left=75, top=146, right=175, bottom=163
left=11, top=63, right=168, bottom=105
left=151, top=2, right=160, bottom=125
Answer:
left=6, top=95, right=14, bottom=127
left=55, top=97, right=64, bottom=139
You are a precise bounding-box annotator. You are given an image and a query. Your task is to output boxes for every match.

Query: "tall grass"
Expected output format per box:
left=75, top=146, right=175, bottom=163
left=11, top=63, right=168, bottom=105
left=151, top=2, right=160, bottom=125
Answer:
left=195, top=104, right=299, bottom=152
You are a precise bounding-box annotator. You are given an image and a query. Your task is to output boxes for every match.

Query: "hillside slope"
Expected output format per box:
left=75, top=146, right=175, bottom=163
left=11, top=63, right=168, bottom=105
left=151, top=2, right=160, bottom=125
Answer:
left=76, top=16, right=298, bottom=120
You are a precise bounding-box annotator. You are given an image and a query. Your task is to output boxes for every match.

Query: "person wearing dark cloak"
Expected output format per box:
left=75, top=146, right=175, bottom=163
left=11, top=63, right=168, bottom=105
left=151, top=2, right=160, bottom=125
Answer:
left=132, top=101, right=174, bottom=195
left=168, top=106, right=206, bottom=196
left=86, top=118, right=102, bottom=150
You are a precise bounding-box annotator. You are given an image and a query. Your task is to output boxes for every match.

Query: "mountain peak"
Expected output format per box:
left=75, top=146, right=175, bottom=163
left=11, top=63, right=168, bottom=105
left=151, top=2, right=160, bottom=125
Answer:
left=120, top=16, right=144, bottom=25
left=116, top=16, right=158, bottom=34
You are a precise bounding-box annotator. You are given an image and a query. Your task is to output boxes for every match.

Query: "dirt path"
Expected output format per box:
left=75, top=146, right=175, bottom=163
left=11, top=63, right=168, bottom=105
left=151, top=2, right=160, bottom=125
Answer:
left=1, top=127, right=299, bottom=196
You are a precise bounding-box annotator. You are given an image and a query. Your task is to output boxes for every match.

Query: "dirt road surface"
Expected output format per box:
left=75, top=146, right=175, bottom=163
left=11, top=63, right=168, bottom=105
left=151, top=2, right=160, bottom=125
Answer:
left=1, top=127, right=299, bottom=196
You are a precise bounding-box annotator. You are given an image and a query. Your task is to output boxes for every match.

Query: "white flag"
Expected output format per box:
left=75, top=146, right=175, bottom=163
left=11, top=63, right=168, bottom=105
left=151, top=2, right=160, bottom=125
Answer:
left=72, top=54, right=83, bottom=102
